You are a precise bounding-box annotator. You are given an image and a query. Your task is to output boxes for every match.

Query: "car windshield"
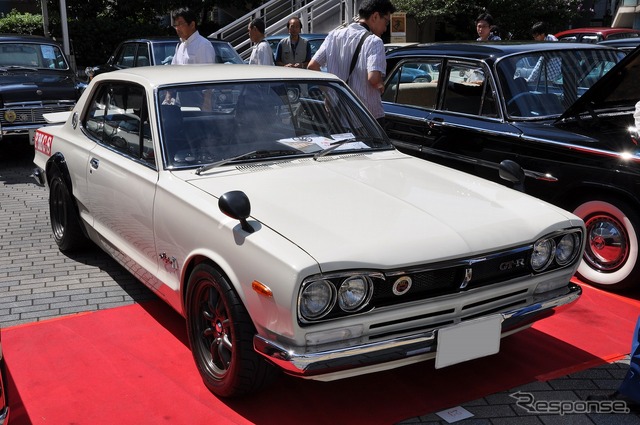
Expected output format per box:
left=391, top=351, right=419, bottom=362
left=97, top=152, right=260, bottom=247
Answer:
left=158, top=80, right=392, bottom=169
left=0, top=42, right=68, bottom=70
left=496, top=48, right=623, bottom=118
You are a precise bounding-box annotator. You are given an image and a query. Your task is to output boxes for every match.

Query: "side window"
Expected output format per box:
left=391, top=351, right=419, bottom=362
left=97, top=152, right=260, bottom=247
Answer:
left=83, top=83, right=155, bottom=167
left=383, top=60, right=441, bottom=109
left=115, top=43, right=137, bottom=68
left=442, top=63, right=497, bottom=117
left=136, top=43, right=150, bottom=67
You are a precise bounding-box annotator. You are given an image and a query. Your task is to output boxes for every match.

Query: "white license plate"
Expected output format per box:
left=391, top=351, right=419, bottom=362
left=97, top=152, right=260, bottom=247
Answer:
left=435, top=315, right=502, bottom=369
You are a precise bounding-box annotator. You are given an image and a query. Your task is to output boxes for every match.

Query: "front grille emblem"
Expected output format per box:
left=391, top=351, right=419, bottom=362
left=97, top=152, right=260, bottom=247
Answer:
left=459, top=268, right=472, bottom=290
left=4, top=110, right=16, bottom=123
left=392, top=276, right=412, bottom=295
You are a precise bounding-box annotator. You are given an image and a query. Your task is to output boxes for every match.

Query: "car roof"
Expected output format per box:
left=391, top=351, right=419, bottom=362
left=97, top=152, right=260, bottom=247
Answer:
left=266, top=33, right=326, bottom=40
left=118, top=36, right=231, bottom=45
left=385, top=42, right=613, bottom=63
left=599, top=38, right=640, bottom=47
left=93, top=63, right=340, bottom=86
left=0, top=34, right=63, bottom=45
left=555, top=27, right=640, bottom=37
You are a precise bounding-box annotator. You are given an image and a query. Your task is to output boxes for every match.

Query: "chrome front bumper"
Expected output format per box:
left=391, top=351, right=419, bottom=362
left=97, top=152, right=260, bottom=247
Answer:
left=254, top=283, right=581, bottom=379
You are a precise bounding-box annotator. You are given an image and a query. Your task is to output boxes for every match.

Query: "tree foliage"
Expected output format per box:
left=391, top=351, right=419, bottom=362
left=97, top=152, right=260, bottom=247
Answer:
left=0, top=9, right=45, bottom=35
left=40, top=0, right=251, bottom=68
left=394, top=0, right=587, bottom=40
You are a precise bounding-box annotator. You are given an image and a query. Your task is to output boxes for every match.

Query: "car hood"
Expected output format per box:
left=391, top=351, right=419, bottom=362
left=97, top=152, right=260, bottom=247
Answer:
left=559, top=45, right=640, bottom=120
left=183, top=152, right=577, bottom=268
left=0, top=70, right=78, bottom=102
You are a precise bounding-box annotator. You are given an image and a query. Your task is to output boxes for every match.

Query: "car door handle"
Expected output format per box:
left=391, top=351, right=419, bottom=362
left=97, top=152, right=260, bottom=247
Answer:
left=90, top=158, right=99, bottom=170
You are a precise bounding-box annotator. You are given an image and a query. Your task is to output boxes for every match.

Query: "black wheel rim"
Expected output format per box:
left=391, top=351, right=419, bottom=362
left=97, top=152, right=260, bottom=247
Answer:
left=194, top=280, right=233, bottom=379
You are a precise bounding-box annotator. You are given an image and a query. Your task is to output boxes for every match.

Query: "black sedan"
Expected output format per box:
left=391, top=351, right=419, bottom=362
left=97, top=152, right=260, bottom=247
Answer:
left=0, top=34, right=84, bottom=143
left=382, top=42, right=640, bottom=291
left=85, top=36, right=243, bottom=79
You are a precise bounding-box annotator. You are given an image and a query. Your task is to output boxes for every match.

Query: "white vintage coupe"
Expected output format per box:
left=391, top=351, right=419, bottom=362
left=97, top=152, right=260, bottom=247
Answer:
left=33, top=65, right=584, bottom=397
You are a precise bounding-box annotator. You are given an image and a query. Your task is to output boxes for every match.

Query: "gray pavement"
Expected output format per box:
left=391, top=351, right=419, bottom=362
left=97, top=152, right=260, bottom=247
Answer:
left=1, top=137, right=639, bottom=424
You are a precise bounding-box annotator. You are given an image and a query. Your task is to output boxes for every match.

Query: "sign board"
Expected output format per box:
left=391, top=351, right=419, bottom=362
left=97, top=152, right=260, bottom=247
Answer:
left=390, top=12, right=406, bottom=43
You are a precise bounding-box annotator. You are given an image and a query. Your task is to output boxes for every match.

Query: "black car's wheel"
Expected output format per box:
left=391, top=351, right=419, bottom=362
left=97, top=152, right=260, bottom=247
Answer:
left=186, top=263, right=276, bottom=397
left=49, top=174, right=87, bottom=251
left=573, top=199, right=640, bottom=290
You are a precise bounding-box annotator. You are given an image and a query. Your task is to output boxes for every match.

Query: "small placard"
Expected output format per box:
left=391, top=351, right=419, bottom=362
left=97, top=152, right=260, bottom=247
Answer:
left=436, top=406, right=474, bottom=423
left=435, top=315, right=502, bottom=369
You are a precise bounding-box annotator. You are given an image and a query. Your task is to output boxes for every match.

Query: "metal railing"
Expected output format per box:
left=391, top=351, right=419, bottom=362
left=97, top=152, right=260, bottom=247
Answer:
left=210, top=0, right=356, bottom=58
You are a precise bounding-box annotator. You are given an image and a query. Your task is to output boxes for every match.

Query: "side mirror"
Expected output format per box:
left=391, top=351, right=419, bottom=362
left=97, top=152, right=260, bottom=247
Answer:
left=499, top=159, right=525, bottom=192
left=219, top=190, right=254, bottom=233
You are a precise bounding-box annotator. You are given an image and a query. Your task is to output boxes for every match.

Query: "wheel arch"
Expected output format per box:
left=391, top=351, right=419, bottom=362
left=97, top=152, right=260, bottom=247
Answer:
left=180, top=254, right=248, bottom=318
left=554, top=181, right=640, bottom=213
left=45, top=152, right=72, bottom=191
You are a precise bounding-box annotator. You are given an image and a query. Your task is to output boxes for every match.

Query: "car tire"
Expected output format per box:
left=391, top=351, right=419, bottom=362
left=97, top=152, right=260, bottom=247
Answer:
left=573, top=199, right=640, bottom=290
left=186, top=263, right=276, bottom=397
left=49, top=174, right=87, bottom=251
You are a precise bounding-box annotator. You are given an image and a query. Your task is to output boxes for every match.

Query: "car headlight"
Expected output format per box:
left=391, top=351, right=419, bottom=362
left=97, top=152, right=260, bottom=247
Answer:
left=337, top=275, right=372, bottom=312
left=531, top=238, right=555, bottom=272
left=299, top=280, right=335, bottom=320
left=555, top=233, right=579, bottom=266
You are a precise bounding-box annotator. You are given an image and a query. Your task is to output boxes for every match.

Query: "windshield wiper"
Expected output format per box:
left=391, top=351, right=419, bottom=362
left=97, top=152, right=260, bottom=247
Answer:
left=5, top=65, right=38, bottom=72
left=195, top=150, right=297, bottom=175
left=313, top=137, right=383, bottom=161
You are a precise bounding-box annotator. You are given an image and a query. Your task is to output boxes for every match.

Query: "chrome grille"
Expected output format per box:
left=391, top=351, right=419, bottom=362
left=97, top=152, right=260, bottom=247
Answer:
left=0, top=103, right=74, bottom=126
left=374, top=247, right=533, bottom=307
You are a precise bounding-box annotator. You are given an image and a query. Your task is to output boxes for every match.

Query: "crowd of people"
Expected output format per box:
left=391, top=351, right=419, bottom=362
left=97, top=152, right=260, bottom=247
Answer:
left=169, top=4, right=568, bottom=120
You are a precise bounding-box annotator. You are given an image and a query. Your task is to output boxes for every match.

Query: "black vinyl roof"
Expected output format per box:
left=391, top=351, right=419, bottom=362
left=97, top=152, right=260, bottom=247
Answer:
left=386, top=41, right=615, bottom=63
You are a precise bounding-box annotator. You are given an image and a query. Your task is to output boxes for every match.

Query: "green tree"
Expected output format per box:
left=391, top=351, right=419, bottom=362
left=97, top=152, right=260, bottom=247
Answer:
left=394, top=0, right=586, bottom=41
left=0, top=9, right=44, bottom=35
left=42, top=0, right=253, bottom=68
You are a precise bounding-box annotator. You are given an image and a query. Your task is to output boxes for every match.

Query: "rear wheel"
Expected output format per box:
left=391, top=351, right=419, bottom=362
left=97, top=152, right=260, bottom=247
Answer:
left=572, top=199, right=640, bottom=290
left=185, top=263, right=276, bottom=397
left=49, top=174, right=87, bottom=251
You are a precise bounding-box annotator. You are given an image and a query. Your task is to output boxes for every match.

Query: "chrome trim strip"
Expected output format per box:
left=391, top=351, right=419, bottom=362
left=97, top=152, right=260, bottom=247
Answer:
left=254, top=283, right=581, bottom=377
left=520, top=134, right=640, bottom=163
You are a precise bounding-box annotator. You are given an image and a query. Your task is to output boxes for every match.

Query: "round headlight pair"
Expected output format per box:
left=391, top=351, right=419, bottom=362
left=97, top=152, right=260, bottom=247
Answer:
left=299, top=275, right=373, bottom=321
left=531, top=233, right=580, bottom=272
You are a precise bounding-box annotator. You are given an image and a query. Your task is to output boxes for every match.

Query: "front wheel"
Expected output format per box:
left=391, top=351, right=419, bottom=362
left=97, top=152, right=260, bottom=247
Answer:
left=185, top=263, right=276, bottom=397
left=572, top=199, right=640, bottom=290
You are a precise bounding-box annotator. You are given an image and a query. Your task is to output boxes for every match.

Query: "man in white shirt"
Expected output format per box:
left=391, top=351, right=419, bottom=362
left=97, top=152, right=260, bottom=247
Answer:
left=308, top=0, right=395, bottom=124
left=171, top=8, right=215, bottom=65
left=248, top=18, right=274, bottom=66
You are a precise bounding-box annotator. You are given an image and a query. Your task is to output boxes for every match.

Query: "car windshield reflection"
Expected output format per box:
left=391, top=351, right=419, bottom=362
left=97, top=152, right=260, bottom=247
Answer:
left=158, top=81, right=392, bottom=169
left=497, top=49, right=623, bottom=118
left=0, top=42, right=69, bottom=70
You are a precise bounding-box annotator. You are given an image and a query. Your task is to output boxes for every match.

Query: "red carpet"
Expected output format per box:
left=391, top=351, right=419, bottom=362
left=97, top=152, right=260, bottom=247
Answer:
left=3, top=282, right=639, bottom=425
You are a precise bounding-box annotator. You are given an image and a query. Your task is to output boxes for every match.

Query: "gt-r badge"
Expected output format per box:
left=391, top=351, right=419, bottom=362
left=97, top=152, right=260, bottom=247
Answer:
left=499, top=258, right=526, bottom=271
